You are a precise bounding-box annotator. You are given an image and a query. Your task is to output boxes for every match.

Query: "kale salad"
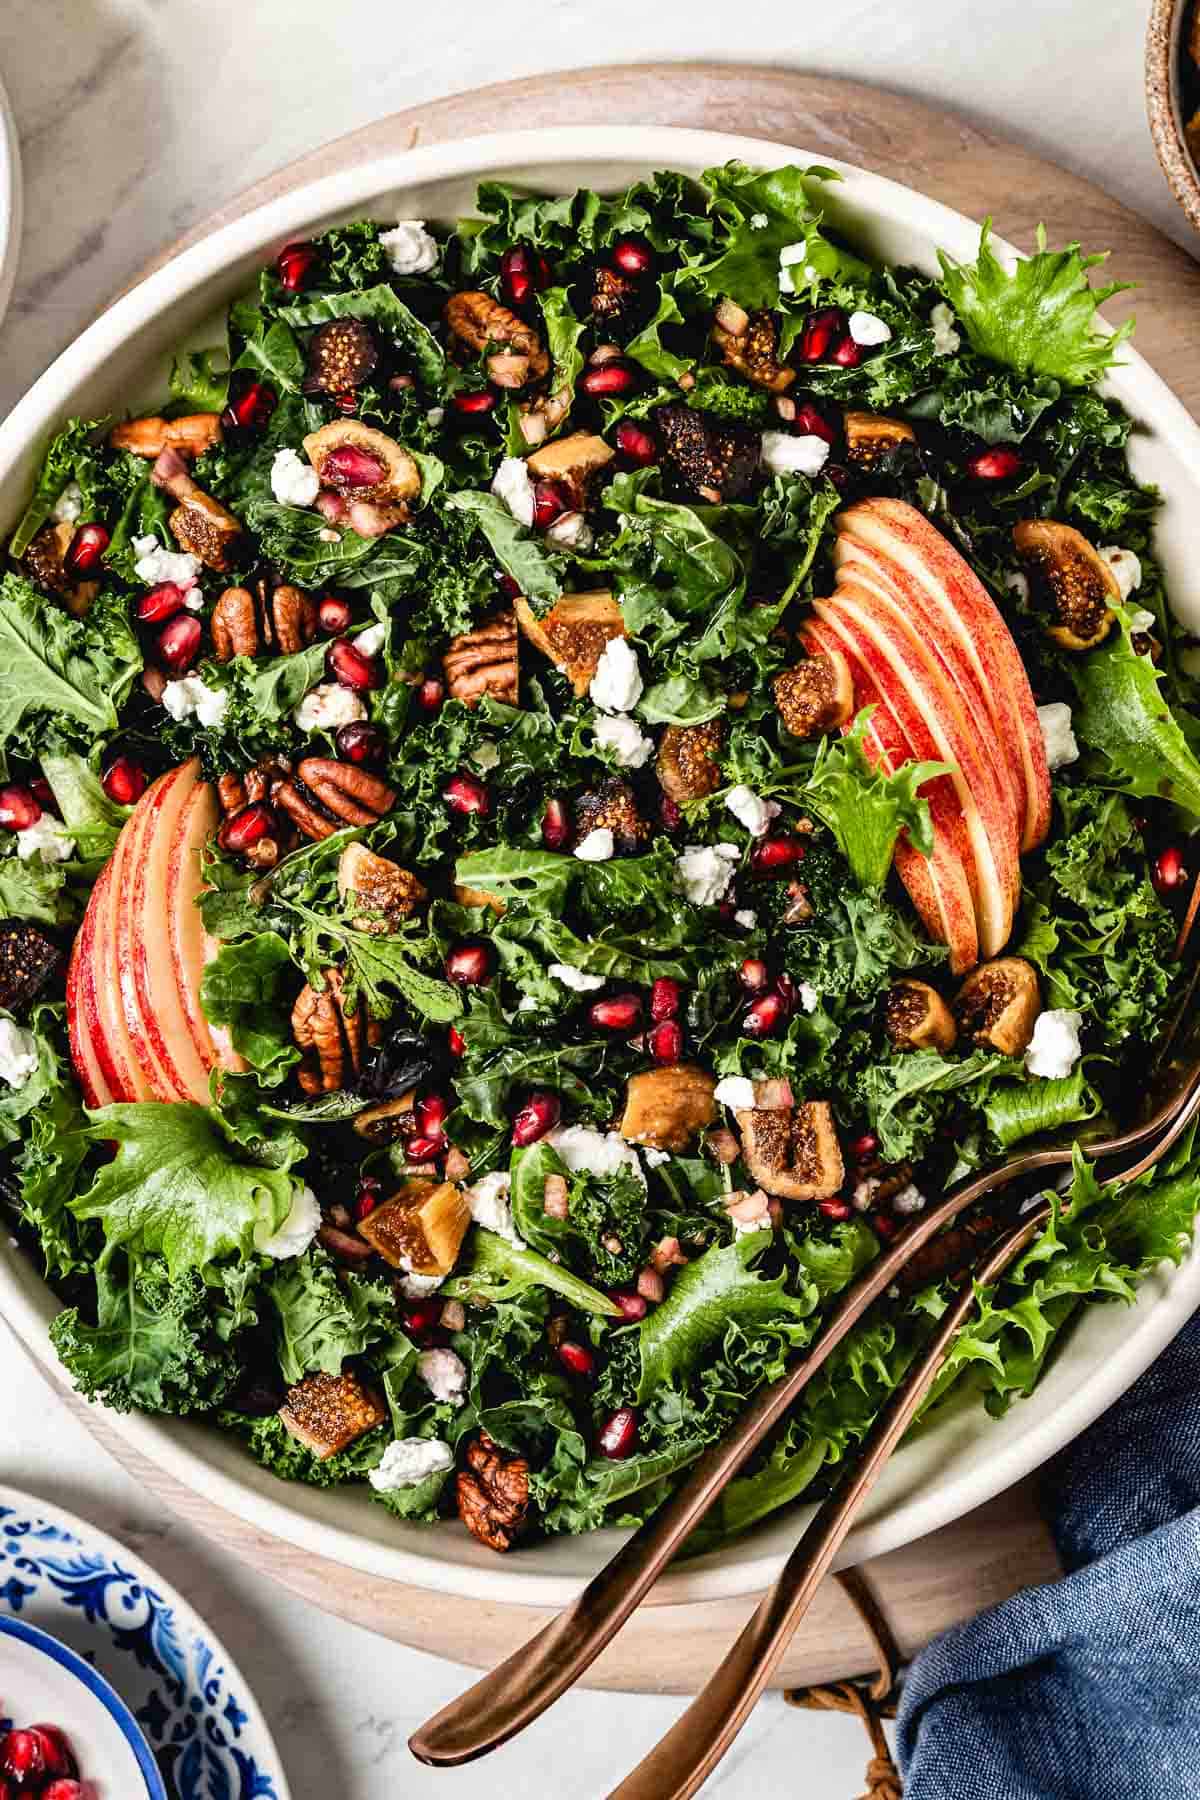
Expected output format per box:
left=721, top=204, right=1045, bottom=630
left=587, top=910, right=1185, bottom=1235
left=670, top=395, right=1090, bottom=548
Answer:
left=3, top=161, right=1200, bottom=1551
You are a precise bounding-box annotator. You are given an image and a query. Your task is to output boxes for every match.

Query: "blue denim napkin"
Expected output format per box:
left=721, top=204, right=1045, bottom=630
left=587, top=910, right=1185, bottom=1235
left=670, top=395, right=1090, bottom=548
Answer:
left=897, top=1310, right=1200, bottom=1799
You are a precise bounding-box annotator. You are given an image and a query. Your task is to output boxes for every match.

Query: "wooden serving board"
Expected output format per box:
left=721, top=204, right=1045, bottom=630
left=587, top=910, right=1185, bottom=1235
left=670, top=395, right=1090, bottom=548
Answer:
left=70, top=63, right=1197, bottom=1688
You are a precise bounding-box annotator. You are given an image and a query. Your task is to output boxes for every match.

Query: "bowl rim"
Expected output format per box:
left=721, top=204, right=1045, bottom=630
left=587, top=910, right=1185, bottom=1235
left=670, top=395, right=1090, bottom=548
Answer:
left=4, top=122, right=1200, bottom=1610
left=0, top=1614, right=167, bottom=1798
left=1146, top=0, right=1200, bottom=233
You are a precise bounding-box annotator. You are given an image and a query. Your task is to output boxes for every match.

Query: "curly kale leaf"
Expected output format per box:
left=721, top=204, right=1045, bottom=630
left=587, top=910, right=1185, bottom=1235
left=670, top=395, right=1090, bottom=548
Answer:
left=0, top=576, right=141, bottom=771
left=268, top=1250, right=398, bottom=1386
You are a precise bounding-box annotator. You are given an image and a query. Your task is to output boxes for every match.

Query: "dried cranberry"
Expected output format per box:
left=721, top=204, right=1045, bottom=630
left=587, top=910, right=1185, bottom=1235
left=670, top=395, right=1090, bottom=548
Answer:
left=445, top=943, right=493, bottom=985
left=541, top=796, right=571, bottom=849
left=650, top=978, right=682, bottom=1021
left=966, top=445, right=1022, bottom=482
left=157, top=612, right=202, bottom=672
left=598, top=1406, right=639, bottom=1459
left=647, top=1019, right=684, bottom=1063
left=739, top=957, right=770, bottom=993
left=326, top=637, right=382, bottom=691
left=450, top=388, right=498, bottom=416
left=136, top=581, right=186, bottom=623
left=0, top=786, right=41, bottom=831
left=101, top=755, right=148, bottom=806
left=217, top=803, right=276, bottom=854
left=334, top=721, right=386, bottom=766
left=276, top=240, right=319, bottom=291
left=751, top=836, right=807, bottom=875
left=444, top=772, right=490, bottom=816
left=556, top=1340, right=595, bottom=1377
left=317, top=595, right=353, bottom=635
left=511, top=1090, right=561, bottom=1147
left=221, top=376, right=277, bottom=432
left=532, top=479, right=571, bottom=529
left=743, top=992, right=787, bottom=1037
left=798, top=307, right=846, bottom=363
left=579, top=362, right=638, bottom=398
left=611, top=237, right=654, bottom=276
left=614, top=420, right=658, bottom=467
left=589, top=993, right=643, bottom=1031
left=1153, top=845, right=1189, bottom=894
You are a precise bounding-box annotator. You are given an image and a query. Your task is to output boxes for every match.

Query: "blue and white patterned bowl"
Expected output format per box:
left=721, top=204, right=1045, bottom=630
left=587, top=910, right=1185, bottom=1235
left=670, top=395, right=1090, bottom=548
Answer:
left=0, top=1487, right=288, bottom=1800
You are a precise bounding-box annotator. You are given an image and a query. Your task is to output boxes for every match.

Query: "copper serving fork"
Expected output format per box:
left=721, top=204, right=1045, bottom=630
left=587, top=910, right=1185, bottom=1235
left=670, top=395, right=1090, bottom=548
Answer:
left=411, top=955, right=1200, bottom=1770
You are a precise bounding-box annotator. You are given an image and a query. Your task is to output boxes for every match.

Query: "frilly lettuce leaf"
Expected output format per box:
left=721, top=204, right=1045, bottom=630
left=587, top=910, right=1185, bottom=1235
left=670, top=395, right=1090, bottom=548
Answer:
left=800, top=708, right=950, bottom=891
left=1070, top=616, right=1200, bottom=819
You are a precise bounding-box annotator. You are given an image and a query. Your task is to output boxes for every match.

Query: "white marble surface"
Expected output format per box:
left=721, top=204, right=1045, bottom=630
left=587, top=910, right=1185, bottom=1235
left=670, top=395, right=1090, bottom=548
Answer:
left=0, top=1, right=1188, bottom=1792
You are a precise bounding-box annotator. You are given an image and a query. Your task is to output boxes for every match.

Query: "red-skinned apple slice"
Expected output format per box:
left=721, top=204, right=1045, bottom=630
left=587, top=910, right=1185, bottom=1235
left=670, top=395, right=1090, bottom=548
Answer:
left=835, top=499, right=1051, bottom=849
left=114, top=764, right=192, bottom=1101
left=168, top=777, right=246, bottom=1078
left=804, top=617, right=979, bottom=972
left=90, top=844, right=158, bottom=1102
left=66, top=915, right=115, bottom=1108
left=815, top=585, right=1019, bottom=956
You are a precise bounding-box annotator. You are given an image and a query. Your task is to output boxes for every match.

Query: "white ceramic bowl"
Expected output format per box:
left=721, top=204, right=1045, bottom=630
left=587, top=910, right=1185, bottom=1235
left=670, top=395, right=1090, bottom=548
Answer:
left=0, top=1616, right=166, bottom=1797
left=0, top=71, right=22, bottom=331
left=3, top=126, right=1199, bottom=1609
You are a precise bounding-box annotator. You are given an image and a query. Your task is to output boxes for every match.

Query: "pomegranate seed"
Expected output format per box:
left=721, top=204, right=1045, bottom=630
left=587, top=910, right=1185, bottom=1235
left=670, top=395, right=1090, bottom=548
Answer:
left=446, top=943, right=492, bottom=985
left=41, top=1784, right=83, bottom=1800
left=415, top=1093, right=449, bottom=1136
left=405, top=1132, right=446, bottom=1160
left=415, top=677, right=444, bottom=712
left=609, top=1290, right=648, bottom=1322
left=444, top=771, right=490, bottom=816
left=542, top=796, right=571, bottom=849
left=157, top=612, right=202, bottom=672
left=966, top=445, right=1022, bottom=481
left=579, top=362, right=638, bottom=398
left=500, top=244, right=552, bottom=307
left=532, top=479, right=571, bottom=529
left=64, top=522, right=110, bottom=576
left=326, top=637, right=382, bottom=690
left=611, top=236, right=654, bottom=277
left=590, top=993, right=643, bottom=1031
left=556, top=1340, right=595, bottom=1377
left=218, top=802, right=276, bottom=854
left=650, top=977, right=682, bottom=1021
left=450, top=388, right=498, bottom=416
left=648, top=1019, right=684, bottom=1063
left=0, top=1731, right=45, bottom=1783
left=136, top=581, right=186, bottom=623
left=831, top=335, right=863, bottom=368
left=402, top=1300, right=443, bottom=1337
left=317, top=595, right=353, bottom=634
left=355, top=1177, right=382, bottom=1221
left=751, top=836, right=807, bottom=875
left=872, top=1211, right=899, bottom=1242
left=818, top=1198, right=852, bottom=1222
left=332, top=390, right=359, bottom=417
left=26, top=1729, right=75, bottom=1779
left=496, top=572, right=522, bottom=600
left=598, top=1406, right=639, bottom=1459
left=0, top=785, right=41, bottom=831
left=614, top=420, right=658, bottom=467
left=798, top=307, right=846, bottom=363
left=659, top=794, right=683, bottom=832
left=739, top=957, right=770, bottom=993
left=793, top=401, right=835, bottom=445
left=850, top=1132, right=878, bottom=1161
left=1153, top=845, right=1189, bottom=894
left=222, top=377, right=277, bottom=432
left=101, top=755, right=148, bottom=805
left=743, top=992, right=787, bottom=1037
left=511, top=1090, right=561, bottom=1146
left=334, top=721, right=386, bottom=765
left=276, top=240, right=319, bottom=291
left=322, top=444, right=386, bottom=488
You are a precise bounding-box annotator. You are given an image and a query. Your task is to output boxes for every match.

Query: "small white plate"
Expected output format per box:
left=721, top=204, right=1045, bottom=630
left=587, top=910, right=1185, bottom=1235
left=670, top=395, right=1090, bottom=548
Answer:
left=0, top=1486, right=290, bottom=1800
left=0, top=71, right=21, bottom=331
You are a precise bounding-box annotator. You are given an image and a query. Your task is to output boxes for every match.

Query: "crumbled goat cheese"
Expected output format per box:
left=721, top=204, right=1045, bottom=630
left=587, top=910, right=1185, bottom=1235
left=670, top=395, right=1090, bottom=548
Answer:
left=797, top=982, right=819, bottom=1013
left=319, top=526, right=340, bottom=544
left=465, top=1170, right=523, bottom=1246
left=853, top=1175, right=881, bottom=1212
left=52, top=481, right=83, bottom=524
left=293, top=682, right=366, bottom=733
left=417, top=1348, right=468, bottom=1406
left=1025, top=1009, right=1084, bottom=1080
left=574, top=827, right=614, bottom=862
left=549, top=1124, right=645, bottom=1183
left=133, top=534, right=201, bottom=591
left=725, top=784, right=782, bottom=838
left=777, top=240, right=808, bottom=295
left=257, top=1183, right=321, bottom=1260
left=355, top=622, right=387, bottom=657
left=1128, top=607, right=1157, bottom=635
left=643, top=1147, right=671, bottom=1167
left=517, top=994, right=540, bottom=1012
left=546, top=510, right=594, bottom=553
left=848, top=310, right=892, bottom=346
left=929, top=302, right=961, bottom=356
left=714, top=1076, right=757, bottom=1111
left=397, top=1270, right=444, bottom=1300
left=1004, top=570, right=1030, bottom=604
left=161, top=675, right=229, bottom=728
left=892, top=1183, right=927, bottom=1216
left=749, top=212, right=769, bottom=230
left=15, top=816, right=74, bottom=864
left=471, top=739, right=501, bottom=771
left=1099, top=545, right=1142, bottom=600
left=369, top=1437, right=454, bottom=1492
left=1036, top=702, right=1080, bottom=773
left=594, top=712, right=654, bottom=769
left=379, top=219, right=439, bottom=275
left=491, top=456, right=536, bottom=526
left=734, top=908, right=758, bottom=929
left=548, top=962, right=606, bottom=993
left=0, top=1019, right=38, bottom=1089
left=760, top=430, right=830, bottom=478
left=426, top=406, right=445, bottom=426
left=270, top=447, right=320, bottom=508
left=674, top=842, right=740, bottom=907
left=589, top=637, right=643, bottom=713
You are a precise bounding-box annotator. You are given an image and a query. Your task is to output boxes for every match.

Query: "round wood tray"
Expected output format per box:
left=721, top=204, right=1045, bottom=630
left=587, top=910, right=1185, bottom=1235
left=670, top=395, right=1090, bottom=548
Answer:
left=61, top=61, right=1196, bottom=1689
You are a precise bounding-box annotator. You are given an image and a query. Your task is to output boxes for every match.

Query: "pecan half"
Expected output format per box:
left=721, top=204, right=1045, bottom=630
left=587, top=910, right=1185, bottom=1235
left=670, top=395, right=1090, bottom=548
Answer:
left=217, top=771, right=248, bottom=815
left=456, top=1432, right=531, bottom=1553
left=444, top=291, right=550, bottom=384
left=211, top=583, right=318, bottom=661
left=298, top=758, right=395, bottom=825
left=110, top=413, right=224, bottom=459
left=291, top=965, right=381, bottom=1094
left=442, top=610, right=519, bottom=707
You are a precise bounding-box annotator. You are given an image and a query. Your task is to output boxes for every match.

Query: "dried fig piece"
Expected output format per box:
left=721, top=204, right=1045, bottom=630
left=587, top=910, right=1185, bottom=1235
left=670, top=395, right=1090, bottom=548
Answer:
left=358, top=1180, right=471, bottom=1275
left=619, top=1064, right=717, bottom=1151
left=352, top=1092, right=416, bottom=1143
left=736, top=1100, right=844, bottom=1201
left=653, top=403, right=760, bottom=503
left=575, top=776, right=649, bottom=852
left=712, top=301, right=795, bottom=393
left=515, top=591, right=626, bottom=696
left=279, top=1369, right=387, bottom=1459
left=657, top=721, right=723, bottom=804
left=23, top=522, right=99, bottom=616
left=884, top=979, right=957, bottom=1053
left=338, top=843, right=427, bottom=934
left=303, top=318, right=379, bottom=394
left=843, top=410, right=917, bottom=469
left=774, top=652, right=854, bottom=739
left=302, top=421, right=420, bottom=508
left=953, top=957, right=1041, bottom=1055
left=0, top=920, right=62, bottom=1014
left=526, top=430, right=615, bottom=510
left=1013, top=520, right=1118, bottom=651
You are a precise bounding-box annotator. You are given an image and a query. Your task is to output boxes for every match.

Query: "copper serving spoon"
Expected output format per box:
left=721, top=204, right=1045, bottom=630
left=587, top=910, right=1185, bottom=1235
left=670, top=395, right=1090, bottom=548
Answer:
left=607, top=1075, right=1200, bottom=1800
left=411, top=948, right=1200, bottom=1770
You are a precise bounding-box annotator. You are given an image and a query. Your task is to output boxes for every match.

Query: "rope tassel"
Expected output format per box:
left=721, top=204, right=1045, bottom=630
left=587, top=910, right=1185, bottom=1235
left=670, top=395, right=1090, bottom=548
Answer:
left=784, top=1568, right=903, bottom=1799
